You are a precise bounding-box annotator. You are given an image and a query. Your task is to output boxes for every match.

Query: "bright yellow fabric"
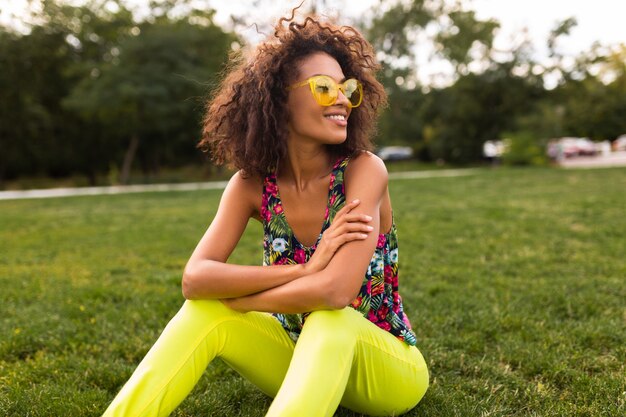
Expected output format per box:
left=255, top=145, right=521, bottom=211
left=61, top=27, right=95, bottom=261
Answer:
left=102, top=300, right=428, bottom=417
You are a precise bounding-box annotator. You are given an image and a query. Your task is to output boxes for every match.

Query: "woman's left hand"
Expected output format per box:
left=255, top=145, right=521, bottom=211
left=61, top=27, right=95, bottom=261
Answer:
left=303, top=199, right=373, bottom=275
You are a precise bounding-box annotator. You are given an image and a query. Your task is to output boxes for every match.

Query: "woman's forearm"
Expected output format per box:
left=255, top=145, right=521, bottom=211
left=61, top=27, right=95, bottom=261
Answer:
left=224, top=270, right=348, bottom=314
left=225, top=230, right=375, bottom=314
left=182, top=260, right=307, bottom=300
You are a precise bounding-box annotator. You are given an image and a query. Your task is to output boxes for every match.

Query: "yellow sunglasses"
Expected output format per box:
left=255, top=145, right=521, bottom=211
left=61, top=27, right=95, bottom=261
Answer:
left=287, top=75, right=363, bottom=108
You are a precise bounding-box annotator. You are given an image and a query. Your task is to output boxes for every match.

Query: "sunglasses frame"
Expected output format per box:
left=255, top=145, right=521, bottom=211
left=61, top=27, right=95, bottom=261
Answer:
left=287, top=75, right=363, bottom=108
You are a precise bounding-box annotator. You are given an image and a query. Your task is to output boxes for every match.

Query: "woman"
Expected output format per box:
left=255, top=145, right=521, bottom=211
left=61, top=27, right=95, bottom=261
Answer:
left=103, top=10, right=429, bottom=417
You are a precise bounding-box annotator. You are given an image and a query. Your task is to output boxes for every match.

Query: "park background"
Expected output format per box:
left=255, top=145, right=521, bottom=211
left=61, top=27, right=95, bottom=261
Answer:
left=1, top=0, right=626, bottom=187
left=1, top=0, right=624, bottom=416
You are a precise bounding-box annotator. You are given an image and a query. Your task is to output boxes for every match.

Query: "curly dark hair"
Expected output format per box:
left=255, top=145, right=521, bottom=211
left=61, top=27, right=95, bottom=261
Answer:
left=199, top=9, right=387, bottom=178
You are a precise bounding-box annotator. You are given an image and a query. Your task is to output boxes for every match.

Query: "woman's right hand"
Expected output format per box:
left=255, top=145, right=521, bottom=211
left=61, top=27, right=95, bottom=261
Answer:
left=303, top=199, right=374, bottom=275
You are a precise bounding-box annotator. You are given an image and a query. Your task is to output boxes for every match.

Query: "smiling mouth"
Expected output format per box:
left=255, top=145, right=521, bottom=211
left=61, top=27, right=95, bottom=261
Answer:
left=325, top=114, right=346, bottom=121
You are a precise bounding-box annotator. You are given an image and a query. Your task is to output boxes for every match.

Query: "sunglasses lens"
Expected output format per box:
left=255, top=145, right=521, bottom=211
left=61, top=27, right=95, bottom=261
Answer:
left=343, top=79, right=362, bottom=107
left=312, top=76, right=336, bottom=106
left=305, top=76, right=362, bottom=107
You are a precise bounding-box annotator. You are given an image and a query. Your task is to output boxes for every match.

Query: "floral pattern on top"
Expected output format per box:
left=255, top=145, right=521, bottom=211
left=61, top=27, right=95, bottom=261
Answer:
left=261, top=156, right=417, bottom=346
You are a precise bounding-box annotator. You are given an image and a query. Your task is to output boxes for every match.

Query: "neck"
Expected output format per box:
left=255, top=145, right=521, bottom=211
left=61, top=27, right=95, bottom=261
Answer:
left=280, top=140, right=333, bottom=192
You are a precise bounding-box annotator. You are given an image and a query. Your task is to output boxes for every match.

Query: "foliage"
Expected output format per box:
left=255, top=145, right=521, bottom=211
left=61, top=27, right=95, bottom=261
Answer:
left=1, top=0, right=626, bottom=184
left=0, top=0, right=236, bottom=184
left=367, top=0, right=498, bottom=79
left=376, top=79, right=426, bottom=151
left=368, top=2, right=624, bottom=163
left=417, top=64, right=544, bottom=162
left=500, top=131, right=548, bottom=166
left=1, top=167, right=625, bottom=416
left=0, top=24, right=73, bottom=180
left=507, top=42, right=626, bottom=149
left=555, top=52, right=626, bottom=141
left=367, top=1, right=526, bottom=160
left=63, top=13, right=236, bottom=183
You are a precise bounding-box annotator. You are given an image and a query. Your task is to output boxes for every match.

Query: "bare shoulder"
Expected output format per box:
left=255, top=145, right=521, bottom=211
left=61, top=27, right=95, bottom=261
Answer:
left=226, top=170, right=263, bottom=217
left=345, top=151, right=388, bottom=185
left=229, top=170, right=263, bottom=194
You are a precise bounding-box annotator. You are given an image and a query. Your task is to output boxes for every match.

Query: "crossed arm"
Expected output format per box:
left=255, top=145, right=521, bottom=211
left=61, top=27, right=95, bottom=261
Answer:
left=182, top=153, right=388, bottom=314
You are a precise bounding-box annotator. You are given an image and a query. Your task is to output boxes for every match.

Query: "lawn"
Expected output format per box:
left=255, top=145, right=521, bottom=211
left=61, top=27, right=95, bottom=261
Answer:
left=0, top=166, right=624, bottom=416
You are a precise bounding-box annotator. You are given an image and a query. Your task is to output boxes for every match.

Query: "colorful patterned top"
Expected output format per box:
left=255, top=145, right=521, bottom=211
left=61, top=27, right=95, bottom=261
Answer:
left=261, top=156, right=417, bottom=346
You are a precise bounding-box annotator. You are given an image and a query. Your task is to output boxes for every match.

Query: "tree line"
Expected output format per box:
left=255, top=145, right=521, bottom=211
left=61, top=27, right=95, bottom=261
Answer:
left=1, top=0, right=235, bottom=185
left=366, top=1, right=626, bottom=164
left=1, top=0, right=624, bottom=186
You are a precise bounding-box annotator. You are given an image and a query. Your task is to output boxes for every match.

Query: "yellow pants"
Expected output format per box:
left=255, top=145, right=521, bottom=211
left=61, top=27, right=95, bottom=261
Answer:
left=103, top=300, right=429, bottom=417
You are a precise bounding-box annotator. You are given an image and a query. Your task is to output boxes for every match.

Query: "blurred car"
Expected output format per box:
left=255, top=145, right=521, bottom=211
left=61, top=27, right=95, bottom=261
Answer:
left=557, top=137, right=597, bottom=158
left=376, top=146, right=413, bottom=161
left=613, top=135, right=626, bottom=151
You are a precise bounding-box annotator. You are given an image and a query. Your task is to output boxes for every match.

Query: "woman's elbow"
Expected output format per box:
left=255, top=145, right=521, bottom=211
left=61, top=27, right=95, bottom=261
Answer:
left=327, top=293, right=354, bottom=310
left=181, top=262, right=204, bottom=299
left=324, top=278, right=359, bottom=309
left=181, top=269, right=195, bottom=299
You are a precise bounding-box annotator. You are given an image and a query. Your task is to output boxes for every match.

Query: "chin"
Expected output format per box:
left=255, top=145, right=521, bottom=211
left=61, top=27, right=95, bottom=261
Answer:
left=325, top=129, right=348, bottom=144
left=325, top=136, right=348, bottom=146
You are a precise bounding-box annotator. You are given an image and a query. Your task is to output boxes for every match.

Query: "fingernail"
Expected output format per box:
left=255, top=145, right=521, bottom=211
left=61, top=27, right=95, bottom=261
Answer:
left=366, top=226, right=374, bottom=231
left=352, top=199, right=360, bottom=203
left=365, top=215, right=372, bottom=221
left=360, top=234, right=368, bottom=238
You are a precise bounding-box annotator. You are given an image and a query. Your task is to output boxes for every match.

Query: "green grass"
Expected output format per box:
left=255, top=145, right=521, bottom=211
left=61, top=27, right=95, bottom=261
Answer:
left=1, top=167, right=624, bottom=416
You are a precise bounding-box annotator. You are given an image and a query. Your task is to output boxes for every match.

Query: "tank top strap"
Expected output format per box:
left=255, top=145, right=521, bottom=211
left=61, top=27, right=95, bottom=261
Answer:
left=326, top=155, right=351, bottom=224
left=263, top=170, right=278, bottom=189
left=329, top=155, right=350, bottom=188
left=260, top=172, right=279, bottom=225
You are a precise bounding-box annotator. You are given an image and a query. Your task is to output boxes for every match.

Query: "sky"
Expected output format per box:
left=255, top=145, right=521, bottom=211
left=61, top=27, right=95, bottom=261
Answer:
left=471, top=0, right=625, bottom=57
left=2, top=0, right=625, bottom=86
left=207, top=0, right=626, bottom=87
left=3, top=0, right=624, bottom=50
left=204, top=0, right=625, bottom=51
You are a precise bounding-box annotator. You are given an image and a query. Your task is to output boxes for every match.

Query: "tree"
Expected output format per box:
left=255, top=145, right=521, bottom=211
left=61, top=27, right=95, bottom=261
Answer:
left=1, top=1, right=237, bottom=185
left=62, top=4, right=237, bottom=184
left=419, top=62, right=544, bottom=162
left=558, top=57, right=626, bottom=140
left=366, top=0, right=498, bottom=85
left=0, top=23, right=76, bottom=182
left=364, top=0, right=510, bottom=161
left=0, top=1, right=136, bottom=184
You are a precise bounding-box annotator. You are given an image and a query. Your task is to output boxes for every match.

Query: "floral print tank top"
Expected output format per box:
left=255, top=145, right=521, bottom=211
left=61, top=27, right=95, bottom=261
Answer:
left=261, top=156, right=417, bottom=346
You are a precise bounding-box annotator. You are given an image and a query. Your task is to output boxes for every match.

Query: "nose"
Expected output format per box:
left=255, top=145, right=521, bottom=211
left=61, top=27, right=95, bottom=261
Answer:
left=335, top=88, right=350, bottom=107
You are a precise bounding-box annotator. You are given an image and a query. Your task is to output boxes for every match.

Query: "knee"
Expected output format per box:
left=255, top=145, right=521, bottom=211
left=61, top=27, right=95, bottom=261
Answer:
left=301, top=308, right=360, bottom=345
left=306, top=307, right=356, bottom=328
left=177, top=298, right=236, bottom=322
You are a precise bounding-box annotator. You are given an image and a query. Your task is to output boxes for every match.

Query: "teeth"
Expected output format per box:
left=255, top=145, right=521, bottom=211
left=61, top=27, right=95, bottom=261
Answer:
left=326, top=115, right=346, bottom=121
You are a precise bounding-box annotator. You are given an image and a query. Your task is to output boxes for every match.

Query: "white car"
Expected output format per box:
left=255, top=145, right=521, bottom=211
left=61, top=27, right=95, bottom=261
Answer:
left=376, top=146, right=413, bottom=161
left=557, top=137, right=597, bottom=158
